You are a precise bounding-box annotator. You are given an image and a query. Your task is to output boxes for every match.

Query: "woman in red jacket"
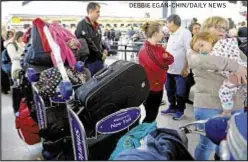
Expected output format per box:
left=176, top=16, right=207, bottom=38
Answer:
left=139, top=21, right=174, bottom=123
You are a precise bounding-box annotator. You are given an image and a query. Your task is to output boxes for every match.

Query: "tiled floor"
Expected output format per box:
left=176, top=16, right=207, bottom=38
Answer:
left=1, top=54, right=200, bottom=160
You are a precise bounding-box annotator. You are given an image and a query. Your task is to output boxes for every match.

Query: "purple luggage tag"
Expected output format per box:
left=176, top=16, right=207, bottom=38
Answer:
left=33, top=87, right=47, bottom=129
left=68, top=108, right=88, bottom=161
left=96, top=107, right=141, bottom=134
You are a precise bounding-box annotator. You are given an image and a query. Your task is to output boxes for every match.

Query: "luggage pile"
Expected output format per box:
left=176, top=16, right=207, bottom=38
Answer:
left=13, top=17, right=151, bottom=160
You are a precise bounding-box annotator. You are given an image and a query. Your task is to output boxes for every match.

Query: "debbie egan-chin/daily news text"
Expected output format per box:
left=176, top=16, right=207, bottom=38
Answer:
left=129, top=2, right=227, bottom=8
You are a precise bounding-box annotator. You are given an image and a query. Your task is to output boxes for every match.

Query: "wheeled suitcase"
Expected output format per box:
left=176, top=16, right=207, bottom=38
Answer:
left=75, top=60, right=150, bottom=136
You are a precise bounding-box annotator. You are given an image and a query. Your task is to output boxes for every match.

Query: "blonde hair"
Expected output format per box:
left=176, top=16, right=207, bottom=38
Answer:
left=202, top=16, right=229, bottom=31
left=190, top=31, right=218, bottom=51
left=141, top=21, right=162, bottom=38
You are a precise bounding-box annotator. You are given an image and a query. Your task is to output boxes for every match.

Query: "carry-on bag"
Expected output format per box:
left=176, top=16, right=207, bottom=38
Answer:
left=15, top=98, right=41, bottom=145
left=75, top=60, right=150, bottom=135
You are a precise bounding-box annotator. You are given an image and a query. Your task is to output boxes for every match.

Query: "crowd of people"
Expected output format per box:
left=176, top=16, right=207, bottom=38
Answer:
left=138, top=15, right=247, bottom=160
left=1, top=2, right=247, bottom=161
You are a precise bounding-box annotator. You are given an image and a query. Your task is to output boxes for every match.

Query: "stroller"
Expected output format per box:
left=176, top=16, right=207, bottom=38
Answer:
left=26, top=25, right=149, bottom=160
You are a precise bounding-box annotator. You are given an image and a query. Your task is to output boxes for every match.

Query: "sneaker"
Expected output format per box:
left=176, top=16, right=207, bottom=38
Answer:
left=172, top=111, right=184, bottom=120
left=161, top=106, right=176, bottom=115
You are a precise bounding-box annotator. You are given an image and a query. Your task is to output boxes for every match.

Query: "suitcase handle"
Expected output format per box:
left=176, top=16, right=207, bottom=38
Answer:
left=94, top=67, right=113, bottom=80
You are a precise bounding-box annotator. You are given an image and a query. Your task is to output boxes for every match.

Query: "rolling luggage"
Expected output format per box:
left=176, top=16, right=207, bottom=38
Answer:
left=75, top=60, right=150, bottom=136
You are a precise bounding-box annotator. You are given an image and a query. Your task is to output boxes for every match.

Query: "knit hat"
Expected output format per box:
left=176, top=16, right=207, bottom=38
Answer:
left=220, top=112, right=247, bottom=160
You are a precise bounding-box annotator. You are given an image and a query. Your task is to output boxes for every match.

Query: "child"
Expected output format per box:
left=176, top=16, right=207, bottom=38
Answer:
left=190, top=32, right=247, bottom=111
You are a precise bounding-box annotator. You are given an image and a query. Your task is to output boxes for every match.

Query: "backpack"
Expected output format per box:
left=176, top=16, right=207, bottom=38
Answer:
left=1, top=49, right=11, bottom=64
left=15, top=98, right=41, bottom=145
left=23, top=26, right=53, bottom=68
left=76, top=38, right=90, bottom=61
left=1, top=43, right=18, bottom=74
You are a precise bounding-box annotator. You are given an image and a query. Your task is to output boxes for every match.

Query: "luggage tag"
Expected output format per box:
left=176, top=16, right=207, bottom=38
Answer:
left=67, top=108, right=88, bottom=160
left=32, top=86, right=48, bottom=129
left=179, top=116, right=230, bottom=145
left=95, top=107, right=141, bottom=136
left=44, top=26, right=88, bottom=161
left=26, top=68, right=48, bottom=130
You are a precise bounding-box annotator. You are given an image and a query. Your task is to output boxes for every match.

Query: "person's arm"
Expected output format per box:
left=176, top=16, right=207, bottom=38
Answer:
left=181, top=30, right=192, bottom=77
left=240, top=50, right=247, bottom=61
left=187, top=49, right=240, bottom=72
left=75, top=21, right=85, bottom=39
left=102, top=41, right=107, bottom=51
left=6, top=44, right=22, bottom=79
left=181, top=59, right=189, bottom=77
left=75, top=21, right=103, bottom=59
left=183, top=30, right=192, bottom=52
left=161, top=48, right=174, bottom=65
left=6, top=44, right=19, bottom=61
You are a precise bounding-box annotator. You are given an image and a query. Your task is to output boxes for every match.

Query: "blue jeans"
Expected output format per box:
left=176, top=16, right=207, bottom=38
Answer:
left=165, top=73, right=186, bottom=111
left=194, top=107, right=242, bottom=160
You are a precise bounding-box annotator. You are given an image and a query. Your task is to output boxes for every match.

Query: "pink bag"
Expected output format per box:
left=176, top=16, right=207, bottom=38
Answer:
left=48, top=22, right=81, bottom=68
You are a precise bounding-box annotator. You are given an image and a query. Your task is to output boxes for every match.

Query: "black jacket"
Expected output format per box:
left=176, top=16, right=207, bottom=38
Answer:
left=75, top=17, right=105, bottom=63
left=238, top=27, right=247, bottom=38
left=1, top=36, right=5, bottom=52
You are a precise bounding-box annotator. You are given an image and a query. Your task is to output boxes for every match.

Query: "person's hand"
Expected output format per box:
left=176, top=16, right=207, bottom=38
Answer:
left=181, top=68, right=188, bottom=78
left=235, top=65, right=247, bottom=85
left=228, top=74, right=239, bottom=86
left=163, top=52, right=168, bottom=58
left=103, top=49, right=108, bottom=56
left=12, top=69, right=22, bottom=80
left=102, top=53, right=108, bottom=61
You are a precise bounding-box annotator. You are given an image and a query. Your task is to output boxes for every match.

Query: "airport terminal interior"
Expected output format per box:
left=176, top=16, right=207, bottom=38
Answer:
left=1, top=1, right=247, bottom=161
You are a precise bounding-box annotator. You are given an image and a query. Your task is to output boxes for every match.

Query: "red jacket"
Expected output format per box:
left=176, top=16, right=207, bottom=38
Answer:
left=138, top=41, right=174, bottom=92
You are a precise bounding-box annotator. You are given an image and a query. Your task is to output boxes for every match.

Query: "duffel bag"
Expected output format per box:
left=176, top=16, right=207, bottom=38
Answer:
left=76, top=38, right=90, bottom=61
left=15, top=98, right=41, bottom=145
left=23, top=26, right=53, bottom=67
left=35, top=66, right=90, bottom=99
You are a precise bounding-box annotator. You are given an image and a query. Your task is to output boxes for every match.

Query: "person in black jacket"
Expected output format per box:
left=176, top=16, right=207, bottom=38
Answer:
left=75, top=2, right=108, bottom=75
left=184, top=22, right=201, bottom=105
left=1, top=36, right=11, bottom=94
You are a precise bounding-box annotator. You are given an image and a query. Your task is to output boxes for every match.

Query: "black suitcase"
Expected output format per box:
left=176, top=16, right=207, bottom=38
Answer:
left=75, top=60, right=149, bottom=136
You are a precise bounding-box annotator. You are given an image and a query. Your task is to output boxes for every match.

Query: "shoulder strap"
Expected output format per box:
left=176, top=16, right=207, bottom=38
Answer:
left=146, top=44, right=168, bottom=70
left=7, top=42, right=18, bottom=51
